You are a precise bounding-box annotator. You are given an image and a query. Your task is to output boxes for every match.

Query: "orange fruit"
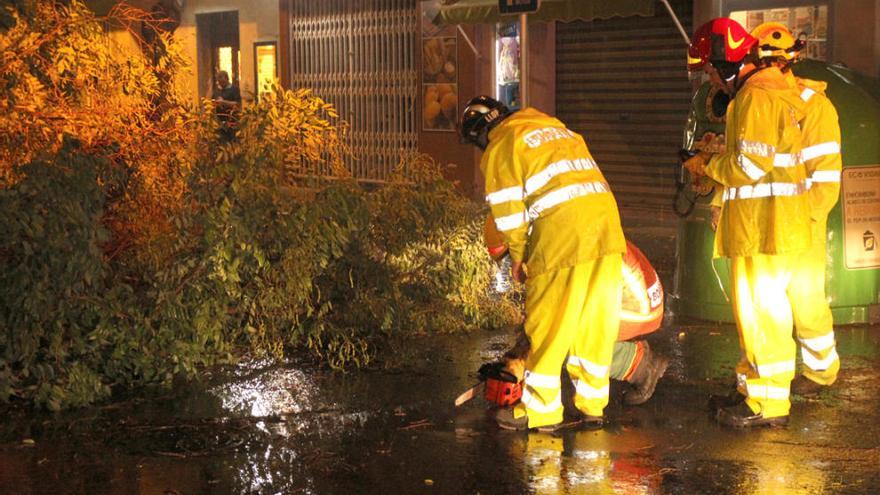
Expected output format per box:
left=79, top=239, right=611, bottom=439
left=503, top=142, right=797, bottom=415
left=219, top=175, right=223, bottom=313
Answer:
left=440, top=92, right=457, bottom=120
left=424, top=100, right=441, bottom=125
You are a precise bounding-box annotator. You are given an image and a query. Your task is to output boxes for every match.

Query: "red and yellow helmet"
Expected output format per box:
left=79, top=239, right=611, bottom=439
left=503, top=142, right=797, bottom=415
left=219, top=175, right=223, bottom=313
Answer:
left=751, top=22, right=805, bottom=61
left=688, top=18, right=757, bottom=71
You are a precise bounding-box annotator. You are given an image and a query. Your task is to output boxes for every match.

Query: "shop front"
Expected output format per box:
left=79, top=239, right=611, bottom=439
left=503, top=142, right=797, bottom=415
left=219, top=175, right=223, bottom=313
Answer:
left=428, top=0, right=697, bottom=209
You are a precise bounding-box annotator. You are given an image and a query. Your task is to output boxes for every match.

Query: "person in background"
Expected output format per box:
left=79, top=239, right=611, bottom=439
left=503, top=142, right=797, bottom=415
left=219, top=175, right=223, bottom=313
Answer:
left=684, top=18, right=811, bottom=428
left=461, top=95, right=626, bottom=432
left=212, top=70, right=241, bottom=141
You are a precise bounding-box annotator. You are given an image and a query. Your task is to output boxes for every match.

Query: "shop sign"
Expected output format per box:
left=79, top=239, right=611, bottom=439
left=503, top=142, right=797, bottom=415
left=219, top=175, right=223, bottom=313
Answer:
left=841, top=166, right=880, bottom=269
left=498, top=0, right=540, bottom=15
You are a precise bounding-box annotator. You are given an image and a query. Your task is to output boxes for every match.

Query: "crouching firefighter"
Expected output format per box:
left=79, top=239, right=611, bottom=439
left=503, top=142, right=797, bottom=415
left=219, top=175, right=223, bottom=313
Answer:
left=460, top=95, right=626, bottom=432
left=483, top=214, right=668, bottom=407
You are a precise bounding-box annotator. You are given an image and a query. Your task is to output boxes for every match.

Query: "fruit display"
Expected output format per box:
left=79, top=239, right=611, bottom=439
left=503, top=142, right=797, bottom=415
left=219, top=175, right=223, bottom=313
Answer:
left=422, top=36, right=457, bottom=130
left=423, top=82, right=457, bottom=130
left=422, top=37, right=456, bottom=83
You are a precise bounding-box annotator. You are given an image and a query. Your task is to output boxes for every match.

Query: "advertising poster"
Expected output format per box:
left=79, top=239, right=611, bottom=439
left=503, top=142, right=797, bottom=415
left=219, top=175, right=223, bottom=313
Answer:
left=731, top=6, right=828, bottom=61
left=842, top=166, right=880, bottom=269
left=420, top=1, right=458, bottom=131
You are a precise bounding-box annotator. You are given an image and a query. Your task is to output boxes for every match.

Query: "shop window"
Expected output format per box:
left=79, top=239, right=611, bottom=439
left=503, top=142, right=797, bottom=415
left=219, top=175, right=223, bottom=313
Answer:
left=495, top=21, right=521, bottom=110
left=254, top=41, right=277, bottom=102
left=729, top=4, right=829, bottom=60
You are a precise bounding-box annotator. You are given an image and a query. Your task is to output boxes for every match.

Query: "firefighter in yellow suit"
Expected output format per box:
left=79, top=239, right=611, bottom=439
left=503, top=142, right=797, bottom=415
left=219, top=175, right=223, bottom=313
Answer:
left=750, top=22, right=842, bottom=394
left=460, top=96, right=626, bottom=431
left=685, top=18, right=811, bottom=427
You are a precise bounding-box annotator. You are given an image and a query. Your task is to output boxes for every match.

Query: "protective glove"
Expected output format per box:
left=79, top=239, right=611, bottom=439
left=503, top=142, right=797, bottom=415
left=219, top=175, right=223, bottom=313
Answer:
left=702, top=133, right=726, bottom=154
left=694, top=132, right=717, bottom=151
left=710, top=206, right=722, bottom=232
left=511, top=260, right=527, bottom=284
left=683, top=151, right=711, bottom=178
left=502, top=331, right=531, bottom=382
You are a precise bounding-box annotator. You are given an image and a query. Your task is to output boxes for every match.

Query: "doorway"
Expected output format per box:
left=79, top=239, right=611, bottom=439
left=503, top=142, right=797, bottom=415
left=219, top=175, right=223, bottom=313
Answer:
left=196, top=11, right=240, bottom=99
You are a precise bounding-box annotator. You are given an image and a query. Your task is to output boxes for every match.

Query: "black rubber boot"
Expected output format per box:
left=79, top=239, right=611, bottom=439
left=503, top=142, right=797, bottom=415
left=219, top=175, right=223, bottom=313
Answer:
left=708, top=387, right=746, bottom=412
left=790, top=375, right=827, bottom=396
left=495, top=407, right=562, bottom=433
left=716, top=402, right=789, bottom=428
left=579, top=413, right=604, bottom=429
left=624, top=343, right=669, bottom=406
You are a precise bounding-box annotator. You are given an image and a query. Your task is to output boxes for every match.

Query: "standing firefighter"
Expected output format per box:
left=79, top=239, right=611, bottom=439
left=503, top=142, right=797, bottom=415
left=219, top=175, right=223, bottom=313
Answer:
left=461, top=96, right=626, bottom=431
left=684, top=18, right=811, bottom=427
left=750, top=22, right=843, bottom=394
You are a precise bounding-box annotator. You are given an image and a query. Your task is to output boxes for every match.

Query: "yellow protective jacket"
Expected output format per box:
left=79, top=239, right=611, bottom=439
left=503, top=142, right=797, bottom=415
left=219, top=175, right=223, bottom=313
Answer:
left=795, top=77, right=843, bottom=222
left=481, top=108, right=625, bottom=277
left=705, top=67, right=811, bottom=257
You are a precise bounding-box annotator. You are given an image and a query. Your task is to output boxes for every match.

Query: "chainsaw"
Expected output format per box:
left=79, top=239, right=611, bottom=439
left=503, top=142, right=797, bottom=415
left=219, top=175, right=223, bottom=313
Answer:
left=454, top=361, right=523, bottom=407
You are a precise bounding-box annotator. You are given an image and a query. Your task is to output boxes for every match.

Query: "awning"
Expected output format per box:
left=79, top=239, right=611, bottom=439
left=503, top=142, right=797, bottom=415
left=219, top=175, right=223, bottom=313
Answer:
left=85, top=0, right=180, bottom=24
left=433, top=0, right=655, bottom=25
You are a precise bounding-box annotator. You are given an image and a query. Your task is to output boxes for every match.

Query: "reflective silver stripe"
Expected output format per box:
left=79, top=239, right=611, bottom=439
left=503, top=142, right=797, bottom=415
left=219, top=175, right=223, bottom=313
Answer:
left=746, top=383, right=790, bottom=400
left=524, top=370, right=561, bottom=389
left=773, top=152, right=802, bottom=168
left=528, top=181, right=609, bottom=219
left=736, top=373, right=748, bottom=391
left=573, top=450, right=609, bottom=461
left=723, top=181, right=807, bottom=201
left=494, top=211, right=528, bottom=232
left=486, top=186, right=524, bottom=205
left=737, top=154, right=767, bottom=181
left=524, top=158, right=596, bottom=196
left=739, top=139, right=775, bottom=157
left=522, top=127, right=576, bottom=149
left=801, top=87, right=816, bottom=102
left=521, top=389, right=563, bottom=413
left=800, top=331, right=835, bottom=352
left=571, top=379, right=610, bottom=400
left=756, top=360, right=796, bottom=377
left=802, top=141, right=841, bottom=162
left=567, top=356, right=609, bottom=378
left=810, top=170, right=841, bottom=183
left=802, top=348, right=839, bottom=371
left=527, top=454, right=561, bottom=468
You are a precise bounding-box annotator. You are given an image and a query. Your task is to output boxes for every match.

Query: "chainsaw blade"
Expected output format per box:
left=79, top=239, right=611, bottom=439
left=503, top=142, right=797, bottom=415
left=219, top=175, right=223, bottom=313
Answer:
left=454, top=383, right=481, bottom=407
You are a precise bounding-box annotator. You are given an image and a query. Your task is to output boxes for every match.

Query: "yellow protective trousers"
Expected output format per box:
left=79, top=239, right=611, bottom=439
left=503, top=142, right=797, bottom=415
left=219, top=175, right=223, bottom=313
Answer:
left=730, top=255, right=798, bottom=418
left=788, top=219, right=839, bottom=385
left=516, top=255, right=622, bottom=428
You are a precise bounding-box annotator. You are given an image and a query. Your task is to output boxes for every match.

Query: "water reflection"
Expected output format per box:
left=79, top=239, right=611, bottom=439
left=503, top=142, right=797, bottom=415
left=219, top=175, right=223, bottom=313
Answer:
left=211, top=359, right=322, bottom=417
left=517, top=429, right=658, bottom=494
left=724, top=433, right=827, bottom=495
left=230, top=444, right=314, bottom=494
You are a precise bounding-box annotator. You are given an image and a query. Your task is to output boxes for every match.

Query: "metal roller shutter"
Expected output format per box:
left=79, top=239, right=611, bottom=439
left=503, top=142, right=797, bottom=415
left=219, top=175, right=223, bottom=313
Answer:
left=289, top=0, right=419, bottom=182
left=555, top=0, right=693, bottom=212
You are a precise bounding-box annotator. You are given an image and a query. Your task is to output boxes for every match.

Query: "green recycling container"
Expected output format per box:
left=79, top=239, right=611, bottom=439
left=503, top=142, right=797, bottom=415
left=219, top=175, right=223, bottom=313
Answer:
left=671, top=59, right=880, bottom=324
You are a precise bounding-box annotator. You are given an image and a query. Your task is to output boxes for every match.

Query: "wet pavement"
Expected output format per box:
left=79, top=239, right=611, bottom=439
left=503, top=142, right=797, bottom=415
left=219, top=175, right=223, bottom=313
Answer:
left=2, top=323, right=879, bottom=494
left=2, top=211, right=879, bottom=494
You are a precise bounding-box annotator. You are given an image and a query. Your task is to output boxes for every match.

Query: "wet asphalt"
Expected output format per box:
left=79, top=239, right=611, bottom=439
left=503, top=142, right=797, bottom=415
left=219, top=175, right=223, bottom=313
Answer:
left=1, top=211, right=879, bottom=494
